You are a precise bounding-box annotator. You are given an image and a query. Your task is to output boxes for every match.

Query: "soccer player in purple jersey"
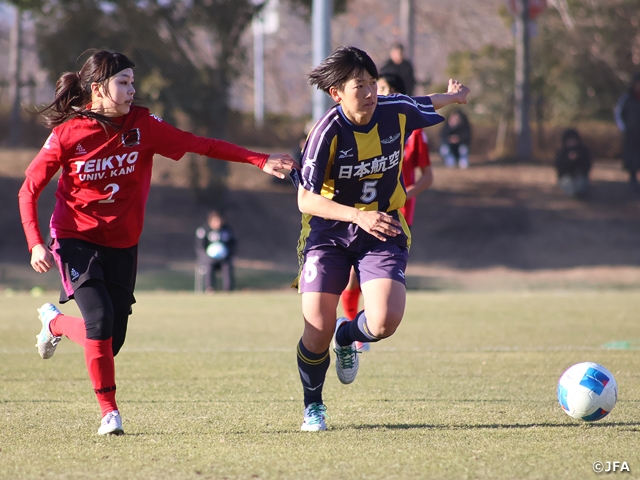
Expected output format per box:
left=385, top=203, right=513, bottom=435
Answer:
left=294, top=46, right=469, bottom=431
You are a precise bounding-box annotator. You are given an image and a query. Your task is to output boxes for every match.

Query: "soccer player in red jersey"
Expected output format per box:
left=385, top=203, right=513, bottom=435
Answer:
left=18, top=50, right=297, bottom=435
left=340, top=72, right=434, bottom=343
left=294, top=46, right=468, bottom=431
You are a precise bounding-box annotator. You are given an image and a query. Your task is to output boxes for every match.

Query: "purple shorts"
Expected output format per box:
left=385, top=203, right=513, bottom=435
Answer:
left=299, top=241, right=409, bottom=294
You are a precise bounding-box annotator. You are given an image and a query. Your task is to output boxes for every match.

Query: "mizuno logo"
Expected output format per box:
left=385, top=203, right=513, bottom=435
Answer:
left=381, top=133, right=401, bottom=144
left=338, top=148, right=354, bottom=158
left=70, top=268, right=80, bottom=282
left=75, top=144, right=87, bottom=155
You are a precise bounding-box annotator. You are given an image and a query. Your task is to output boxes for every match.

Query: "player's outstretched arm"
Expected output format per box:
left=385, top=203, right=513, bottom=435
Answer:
left=261, top=153, right=299, bottom=179
left=428, top=79, right=470, bottom=110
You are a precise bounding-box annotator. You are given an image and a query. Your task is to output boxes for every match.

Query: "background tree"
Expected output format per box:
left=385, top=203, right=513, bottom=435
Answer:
left=446, top=0, right=640, bottom=157
left=20, top=0, right=261, bottom=206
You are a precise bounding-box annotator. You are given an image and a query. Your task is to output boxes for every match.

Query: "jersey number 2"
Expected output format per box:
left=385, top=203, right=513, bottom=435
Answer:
left=98, top=183, right=120, bottom=203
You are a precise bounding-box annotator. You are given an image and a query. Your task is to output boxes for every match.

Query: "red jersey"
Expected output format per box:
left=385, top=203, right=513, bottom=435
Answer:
left=19, top=106, right=268, bottom=250
left=400, top=129, right=430, bottom=226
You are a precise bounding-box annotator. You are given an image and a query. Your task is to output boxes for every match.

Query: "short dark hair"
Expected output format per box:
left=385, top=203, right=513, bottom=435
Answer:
left=307, top=46, right=378, bottom=94
left=379, top=72, right=406, bottom=95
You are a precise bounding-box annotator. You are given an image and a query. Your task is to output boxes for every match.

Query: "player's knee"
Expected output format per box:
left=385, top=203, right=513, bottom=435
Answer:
left=85, top=309, right=114, bottom=340
left=372, top=323, right=399, bottom=339
left=366, top=310, right=403, bottom=338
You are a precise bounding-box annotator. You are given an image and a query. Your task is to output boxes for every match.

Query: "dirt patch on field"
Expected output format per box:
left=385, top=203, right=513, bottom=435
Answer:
left=1, top=148, right=639, bottom=291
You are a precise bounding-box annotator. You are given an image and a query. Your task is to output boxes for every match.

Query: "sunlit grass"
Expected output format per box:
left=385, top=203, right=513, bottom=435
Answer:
left=1, top=291, right=639, bottom=479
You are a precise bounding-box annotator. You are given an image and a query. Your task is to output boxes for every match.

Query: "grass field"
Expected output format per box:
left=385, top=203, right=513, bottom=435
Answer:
left=1, top=290, right=639, bottom=479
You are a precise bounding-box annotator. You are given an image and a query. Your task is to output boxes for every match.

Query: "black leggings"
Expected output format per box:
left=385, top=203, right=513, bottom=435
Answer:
left=73, top=279, right=132, bottom=356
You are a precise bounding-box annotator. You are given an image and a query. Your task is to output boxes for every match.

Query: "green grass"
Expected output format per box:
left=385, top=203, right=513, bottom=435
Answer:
left=1, top=291, right=640, bottom=479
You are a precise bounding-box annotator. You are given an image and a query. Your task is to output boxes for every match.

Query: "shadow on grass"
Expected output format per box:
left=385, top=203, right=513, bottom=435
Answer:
left=76, top=422, right=640, bottom=437
left=351, top=421, right=640, bottom=430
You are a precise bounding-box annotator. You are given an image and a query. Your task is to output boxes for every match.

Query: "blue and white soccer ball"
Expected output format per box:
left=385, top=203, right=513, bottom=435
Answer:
left=206, top=242, right=228, bottom=260
left=557, top=362, right=617, bottom=422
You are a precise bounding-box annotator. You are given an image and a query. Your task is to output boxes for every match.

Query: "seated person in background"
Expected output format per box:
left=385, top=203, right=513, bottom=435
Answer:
left=555, top=128, right=591, bottom=198
left=195, top=210, right=236, bottom=291
left=439, top=109, right=472, bottom=169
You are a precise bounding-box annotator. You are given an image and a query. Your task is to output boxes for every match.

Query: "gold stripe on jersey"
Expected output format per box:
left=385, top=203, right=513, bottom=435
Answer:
left=399, top=209, right=412, bottom=249
left=388, top=113, right=409, bottom=212
left=320, top=136, right=338, bottom=199
left=353, top=125, right=382, bottom=161
left=292, top=212, right=313, bottom=291
left=355, top=201, right=379, bottom=211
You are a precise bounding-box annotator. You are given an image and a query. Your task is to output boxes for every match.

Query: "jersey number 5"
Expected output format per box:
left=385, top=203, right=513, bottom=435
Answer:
left=360, top=180, right=378, bottom=203
left=98, top=183, right=120, bottom=203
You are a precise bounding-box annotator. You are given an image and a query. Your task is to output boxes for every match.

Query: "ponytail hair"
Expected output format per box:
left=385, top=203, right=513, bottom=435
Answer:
left=39, top=49, right=135, bottom=129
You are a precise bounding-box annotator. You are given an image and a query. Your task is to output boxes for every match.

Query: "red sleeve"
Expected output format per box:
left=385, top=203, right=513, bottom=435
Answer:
left=404, top=130, right=417, bottom=167
left=18, top=132, right=63, bottom=251
left=418, top=130, right=431, bottom=167
left=148, top=114, right=268, bottom=169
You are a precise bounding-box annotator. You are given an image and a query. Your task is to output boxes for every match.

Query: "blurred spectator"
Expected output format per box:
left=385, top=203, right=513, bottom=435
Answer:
left=439, top=109, right=472, bottom=169
left=555, top=128, right=591, bottom=198
left=380, top=43, right=416, bottom=96
left=195, top=210, right=236, bottom=292
left=614, top=72, right=640, bottom=191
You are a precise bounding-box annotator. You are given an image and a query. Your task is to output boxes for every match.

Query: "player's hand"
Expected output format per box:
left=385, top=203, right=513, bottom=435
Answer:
left=262, top=153, right=300, bottom=179
left=353, top=210, right=402, bottom=241
left=447, top=79, right=470, bottom=104
left=30, top=243, right=54, bottom=273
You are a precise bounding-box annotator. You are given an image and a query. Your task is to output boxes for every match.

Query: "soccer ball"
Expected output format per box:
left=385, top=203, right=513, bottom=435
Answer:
left=206, top=242, right=228, bottom=260
left=557, top=362, right=617, bottom=422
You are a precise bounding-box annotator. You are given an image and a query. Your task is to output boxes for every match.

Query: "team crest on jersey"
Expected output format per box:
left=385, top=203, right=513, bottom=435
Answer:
left=381, top=133, right=401, bottom=144
left=121, top=128, right=140, bottom=147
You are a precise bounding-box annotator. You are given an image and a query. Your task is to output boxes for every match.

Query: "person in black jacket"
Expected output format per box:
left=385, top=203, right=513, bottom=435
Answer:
left=439, top=109, right=472, bottom=169
left=555, top=128, right=591, bottom=198
left=379, top=43, right=416, bottom=96
left=195, top=210, right=236, bottom=292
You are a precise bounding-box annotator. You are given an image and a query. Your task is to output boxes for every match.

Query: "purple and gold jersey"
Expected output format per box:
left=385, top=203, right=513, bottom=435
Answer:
left=298, top=94, right=444, bottom=251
